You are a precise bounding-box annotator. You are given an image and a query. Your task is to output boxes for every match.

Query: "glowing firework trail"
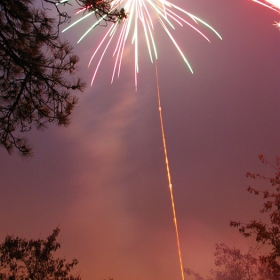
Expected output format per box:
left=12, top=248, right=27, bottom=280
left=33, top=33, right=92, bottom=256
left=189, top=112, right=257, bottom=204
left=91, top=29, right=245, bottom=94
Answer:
left=268, top=0, right=280, bottom=9
left=253, top=0, right=280, bottom=28
left=62, top=0, right=222, bottom=88
left=253, top=0, right=280, bottom=11
left=155, top=62, right=185, bottom=280
left=62, top=2, right=221, bottom=279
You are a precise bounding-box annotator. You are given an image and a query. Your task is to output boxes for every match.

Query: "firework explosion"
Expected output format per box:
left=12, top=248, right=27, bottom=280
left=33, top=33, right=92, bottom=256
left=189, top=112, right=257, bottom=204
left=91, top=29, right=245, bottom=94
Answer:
left=253, top=0, right=280, bottom=28
left=62, top=0, right=222, bottom=88
left=61, top=2, right=221, bottom=280
left=253, top=0, right=280, bottom=10
left=267, top=0, right=280, bottom=9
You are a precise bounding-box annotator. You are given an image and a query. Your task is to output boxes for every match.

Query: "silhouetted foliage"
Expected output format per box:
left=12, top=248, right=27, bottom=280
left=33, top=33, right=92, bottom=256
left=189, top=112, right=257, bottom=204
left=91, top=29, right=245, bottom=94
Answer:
left=0, top=0, right=128, bottom=156
left=230, top=155, right=280, bottom=278
left=211, top=244, right=263, bottom=280
left=184, top=268, right=206, bottom=280
left=185, top=244, right=274, bottom=280
left=0, top=0, right=87, bottom=156
left=185, top=155, right=280, bottom=280
left=0, top=228, right=81, bottom=279
left=74, top=0, right=126, bottom=23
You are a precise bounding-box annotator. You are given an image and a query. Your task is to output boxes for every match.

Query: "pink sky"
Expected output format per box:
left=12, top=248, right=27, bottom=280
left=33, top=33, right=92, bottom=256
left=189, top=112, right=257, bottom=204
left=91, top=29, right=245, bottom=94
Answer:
left=1, top=1, right=280, bottom=279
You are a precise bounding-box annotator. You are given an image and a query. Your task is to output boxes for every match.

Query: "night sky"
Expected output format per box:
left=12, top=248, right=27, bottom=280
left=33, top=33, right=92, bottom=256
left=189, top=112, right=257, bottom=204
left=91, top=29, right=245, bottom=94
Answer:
left=1, top=1, right=280, bottom=279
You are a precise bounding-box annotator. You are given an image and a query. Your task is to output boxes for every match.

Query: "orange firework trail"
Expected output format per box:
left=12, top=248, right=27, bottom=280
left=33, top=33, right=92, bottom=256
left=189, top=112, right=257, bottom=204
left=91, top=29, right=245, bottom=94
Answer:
left=61, top=1, right=221, bottom=279
left=155, top=62, right=184, bottom=280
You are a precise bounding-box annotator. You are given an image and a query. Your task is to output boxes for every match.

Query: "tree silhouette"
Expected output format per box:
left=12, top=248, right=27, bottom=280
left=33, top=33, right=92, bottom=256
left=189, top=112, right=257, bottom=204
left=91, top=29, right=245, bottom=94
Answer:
left=230, top=155, right=280, bottom=279
left=0, top=228, right=81, bottom=279
left=0, top=0, right=87, bottom=156
left=185, top=155, right=280, bottom=280
left=45, top=0, right=126, bottom=24
left=212, top=244, right=266, bottom=280
left=0, top=0, right=127, bottom=156
left=74, top=0, right=126, bottom=23
left=185, top=244, right=274, bottom=280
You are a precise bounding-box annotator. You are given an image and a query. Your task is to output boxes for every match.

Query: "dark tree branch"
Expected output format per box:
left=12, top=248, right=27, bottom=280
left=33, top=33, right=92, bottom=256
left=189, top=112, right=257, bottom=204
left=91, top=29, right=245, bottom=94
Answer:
left=0, top=228, right=81, bottom=279
left=0, top=0, right=86, bottom=156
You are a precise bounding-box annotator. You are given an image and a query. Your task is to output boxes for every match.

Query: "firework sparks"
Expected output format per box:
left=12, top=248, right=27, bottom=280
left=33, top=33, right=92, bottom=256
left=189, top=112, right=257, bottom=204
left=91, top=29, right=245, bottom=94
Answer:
left=273, top=21, right=280, bottom=29
left=253, top=0, right=280, bottom=11
left=61, top=2, right=222, bottom=280
left=267, top=0, right=280, bottom=9
left=62, top=0, right=222, bottom=88
left=253, top=0, right=280, bottom=28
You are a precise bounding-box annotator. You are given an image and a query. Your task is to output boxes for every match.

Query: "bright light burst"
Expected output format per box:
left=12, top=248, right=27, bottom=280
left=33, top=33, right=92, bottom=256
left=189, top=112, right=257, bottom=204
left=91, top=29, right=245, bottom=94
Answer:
left=253, top=0, right=280, bottom=10
left=267, top=0, right=280, bottom=9
left=61, top=2, right=222, bottom=280
left=273, top=20, right=280, bottom=29
left=62, top=0, right=222, bottom=89
left=253, top=0, right=280, bottom=29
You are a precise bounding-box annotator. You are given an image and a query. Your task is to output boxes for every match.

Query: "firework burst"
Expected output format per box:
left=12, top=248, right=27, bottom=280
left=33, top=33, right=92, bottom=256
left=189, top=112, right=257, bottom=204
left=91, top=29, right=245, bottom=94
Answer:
left=61, top=2, right=221, bottom=280
left=253, top=0, right=280, bottom=10
left=253, top=0, right=280, bottom=28
left=62, top=0, right=222, bottom=89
